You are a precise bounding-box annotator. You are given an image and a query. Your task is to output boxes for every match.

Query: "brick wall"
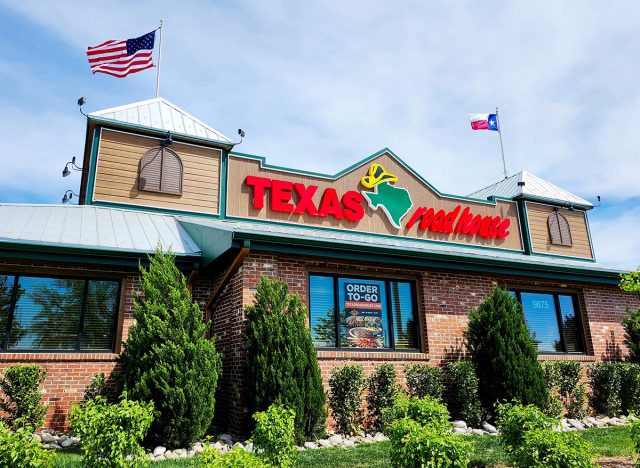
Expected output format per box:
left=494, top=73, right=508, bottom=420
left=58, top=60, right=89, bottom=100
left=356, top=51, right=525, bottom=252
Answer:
left=2, top=253, right=638, bottom=435
left=211, top=252, right=640, bottom=434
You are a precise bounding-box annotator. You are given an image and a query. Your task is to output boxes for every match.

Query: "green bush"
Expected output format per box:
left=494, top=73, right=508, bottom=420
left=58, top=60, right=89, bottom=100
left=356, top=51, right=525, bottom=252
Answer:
left=0, top=364, right=47, bottom=430
left=245, top=276, right=326, bottom=443
left=193, top=446, right=269, bottom=468
left=630, top=418, right=640, bottom=465
left=328, top=365, right=365, bottom=435
left=117, top=249, right=221, bottom=448
left=496, top=401, right=555, bottom=452
left=445, top=361, right=482, bottom=427
left=542, top=361, right=588, bottom=418
left=512, top=429, right=595, bottom=468
left=587, top=362, right=622, bottom=416
left=387, top=418, right=471, bottom=468
left=251, top=403, right=296, bottom=468
left=620, top=363, right=640, bottom=415
left=465, top=287, right=548, bottom=414
left=622, top=307, right=640, bottom=364
left=69, top=395, right=154, bottom=468
left=404, top=364, right=444, bottom=400
left=0, top=422, right=53, bottom=468
left=367, top=364, right=400, bottom=431
left=83, top=372, right=114, bottom=403
left=382, top=393, right=450, bottom=433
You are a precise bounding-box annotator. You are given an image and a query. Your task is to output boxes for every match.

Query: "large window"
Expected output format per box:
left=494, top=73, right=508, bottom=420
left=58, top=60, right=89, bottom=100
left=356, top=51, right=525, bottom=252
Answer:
left=0, top=274, right=120, bottom=352
left=309, top=274, right=419, bottom=350
left=510, top=290, right=585, bottom=354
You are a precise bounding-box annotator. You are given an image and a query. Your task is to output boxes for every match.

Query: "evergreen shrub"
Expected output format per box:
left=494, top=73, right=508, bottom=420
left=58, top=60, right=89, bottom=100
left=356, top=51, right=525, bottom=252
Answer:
left=587, top=362, right=622, bottom=416
left=445, top=360, right=482, bottom=427
left=404, top=364, right=444, bottom=400
left=541, top=361, right=588, bottom=418
left=495, top=401, right=555, bottom=453
left=620, top=363, right=640, bottom=415
left=245, top=276, right=326, bottom=443
left=69, top=395, right=154, bottom=468
left=622, top=308, right=640, bottom=364
left=366, top=364, right=399, bottom=431
left=251, top=403, right=296, bottom=468
left=328, top=364, right=365, bottom=435
left=117, top=249, right=221, bottom=448
left=465, top=287, right=548, bottom=414
left=512, top=430, right=595, bottom=468
left=0, top=364, right=47, bottom=430
left=0, top=422, right=53, bottom=468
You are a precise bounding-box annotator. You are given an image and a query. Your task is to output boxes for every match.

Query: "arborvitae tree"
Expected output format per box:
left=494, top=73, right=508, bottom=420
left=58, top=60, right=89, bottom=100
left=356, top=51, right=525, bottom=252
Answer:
left=118, top=249, right=221, bottom=449
left=465, top=286, right=548, bottom=415
left=245, top=276, right=326, bottom=443
left=620, top=268, right=640, bottom=363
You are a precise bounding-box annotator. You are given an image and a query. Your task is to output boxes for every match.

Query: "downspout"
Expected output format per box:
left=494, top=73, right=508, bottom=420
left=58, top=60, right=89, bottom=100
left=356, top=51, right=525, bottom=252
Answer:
left=187, top=260, right=200, bottom=293
left=206, top=240, right=251, bottom=313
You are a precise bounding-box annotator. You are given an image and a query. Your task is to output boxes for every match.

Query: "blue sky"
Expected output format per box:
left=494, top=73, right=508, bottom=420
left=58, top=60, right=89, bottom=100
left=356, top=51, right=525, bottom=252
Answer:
left=1, top=1, right=639, bottom=269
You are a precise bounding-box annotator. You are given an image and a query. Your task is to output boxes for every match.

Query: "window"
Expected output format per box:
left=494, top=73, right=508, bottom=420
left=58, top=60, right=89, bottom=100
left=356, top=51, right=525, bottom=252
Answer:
left=309, top=274, right=419, bottom=350
left=548, top=210, right=572, bottom=246
left=509, top=290, right=584, bottom=354
left=138, top=146, right=183, bottom=195
left=0, top=274, right=120, bottom=352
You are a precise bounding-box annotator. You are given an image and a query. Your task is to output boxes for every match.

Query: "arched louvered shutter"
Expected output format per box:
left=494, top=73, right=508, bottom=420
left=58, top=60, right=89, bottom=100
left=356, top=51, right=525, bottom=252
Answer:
left=548, top=211, right=573, bottom=246
left=138, top=147, right=183, bottom=195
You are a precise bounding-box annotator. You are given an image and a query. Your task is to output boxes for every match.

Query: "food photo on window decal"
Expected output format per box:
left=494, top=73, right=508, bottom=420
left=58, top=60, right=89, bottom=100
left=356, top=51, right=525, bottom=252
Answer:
left=343, top=282, right=385, bottom=348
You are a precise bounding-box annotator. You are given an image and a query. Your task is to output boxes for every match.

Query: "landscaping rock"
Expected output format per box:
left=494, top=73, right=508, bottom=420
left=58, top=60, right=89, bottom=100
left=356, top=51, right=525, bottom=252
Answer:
left=245, top=442, right=254, bottom=452
left=164, top=451, right=178, bottom=459
left=153, top=446, right=167, bottom=457
left=453, top=427, right=467, bottom=435
left=232, top=442, right=244, bottom=450
left=174, top=448, right=186, bottom=456
left=328, top=434, right=343, bottom=445
left=61, top=438, right=74, bottom=448
left=41, top=433, right=56, bottom=443
left=373, top=432, right=387, bottom=442
left=343, top=439, right=355, bottom=448
left=318, top=438, right=332, bottom=448
left=472, top=429, right=484, bottom=436
left=32, top=433, right=41, bottom=442
left=217, top=434, right=234, bottom=445
left=304, top=442, right=318, bottom=449
left=453, top=420, right=467, bottom=429
left=568, top=419, right=585, bottom=430
left=47, top=443, right=62, bottom=450
left=482, top=422, right=497, bottom=434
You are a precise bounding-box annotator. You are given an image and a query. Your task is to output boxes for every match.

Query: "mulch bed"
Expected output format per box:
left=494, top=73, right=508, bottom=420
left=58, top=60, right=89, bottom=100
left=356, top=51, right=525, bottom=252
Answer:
left=598, top=457, right=635, bottom=467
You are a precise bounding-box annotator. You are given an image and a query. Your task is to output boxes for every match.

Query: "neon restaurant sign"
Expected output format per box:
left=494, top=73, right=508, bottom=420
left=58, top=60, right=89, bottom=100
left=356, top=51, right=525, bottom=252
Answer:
left=244, top=163, right=511, bottom=241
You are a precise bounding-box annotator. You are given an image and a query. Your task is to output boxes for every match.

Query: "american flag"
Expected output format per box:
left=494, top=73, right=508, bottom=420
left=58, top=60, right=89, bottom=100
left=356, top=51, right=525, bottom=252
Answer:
left=87, top=31, right=156, bottom=78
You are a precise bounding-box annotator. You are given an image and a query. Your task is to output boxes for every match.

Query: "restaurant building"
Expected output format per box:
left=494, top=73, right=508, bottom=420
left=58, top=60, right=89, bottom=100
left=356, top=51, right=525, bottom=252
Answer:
left=0, top=98, right=637, bottom=433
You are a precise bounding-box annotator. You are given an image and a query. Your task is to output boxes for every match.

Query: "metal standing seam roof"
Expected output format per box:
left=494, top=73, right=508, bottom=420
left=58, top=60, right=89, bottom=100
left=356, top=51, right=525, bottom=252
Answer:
left=88, top=97, right=233, bottom=144
left=0, top=204, right=201, bottom=257
left=177, top=216, right=621, bottom=275
left=468, top=170, right=593, bottom=207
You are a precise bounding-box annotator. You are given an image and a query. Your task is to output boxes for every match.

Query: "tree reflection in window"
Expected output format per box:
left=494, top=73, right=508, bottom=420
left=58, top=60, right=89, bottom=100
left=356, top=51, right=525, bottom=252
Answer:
left=0, top=275, right=119, bottom=352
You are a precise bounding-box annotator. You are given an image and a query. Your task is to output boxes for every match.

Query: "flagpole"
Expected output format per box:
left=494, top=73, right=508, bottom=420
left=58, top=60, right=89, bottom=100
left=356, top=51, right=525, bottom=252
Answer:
left=495, top=106, right=508, bottom=179
left=155, top=19, right=163, bottom=98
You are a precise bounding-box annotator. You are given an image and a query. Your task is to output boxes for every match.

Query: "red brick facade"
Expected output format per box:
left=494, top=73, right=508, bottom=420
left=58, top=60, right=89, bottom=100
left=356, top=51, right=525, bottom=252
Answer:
left=1, top=253, right=638, bottom=434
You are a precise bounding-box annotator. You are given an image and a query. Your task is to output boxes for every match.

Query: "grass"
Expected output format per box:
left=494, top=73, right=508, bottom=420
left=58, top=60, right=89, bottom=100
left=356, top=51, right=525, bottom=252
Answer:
left=52, top=426, right=636, bottom=467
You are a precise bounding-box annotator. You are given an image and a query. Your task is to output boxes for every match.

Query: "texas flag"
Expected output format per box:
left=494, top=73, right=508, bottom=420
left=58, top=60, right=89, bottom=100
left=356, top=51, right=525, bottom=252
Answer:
left=469, top=113, right=499, bottom=131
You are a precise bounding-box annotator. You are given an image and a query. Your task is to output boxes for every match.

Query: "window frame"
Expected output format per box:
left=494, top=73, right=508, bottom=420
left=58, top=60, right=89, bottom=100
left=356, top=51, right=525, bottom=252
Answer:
left=0, top=272, right=122, bottom=353
left=510, top=288, right=586, bottom=355
left=308, top=272, right=421, bottom=352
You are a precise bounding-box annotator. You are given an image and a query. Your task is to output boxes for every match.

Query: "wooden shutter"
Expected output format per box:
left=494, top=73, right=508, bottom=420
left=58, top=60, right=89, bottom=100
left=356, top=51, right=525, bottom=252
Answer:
left=548, top=211, right=572, bottom=246
left=138, top=147, right=183, bottom=195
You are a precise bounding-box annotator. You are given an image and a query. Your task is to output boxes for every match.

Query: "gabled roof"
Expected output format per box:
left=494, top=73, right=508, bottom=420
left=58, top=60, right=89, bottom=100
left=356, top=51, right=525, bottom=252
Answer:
left=89, top=97, right=232, bottom=144
left=0, top=204, right=200, bottom=257
left=468, top=170, right=593, bottom=208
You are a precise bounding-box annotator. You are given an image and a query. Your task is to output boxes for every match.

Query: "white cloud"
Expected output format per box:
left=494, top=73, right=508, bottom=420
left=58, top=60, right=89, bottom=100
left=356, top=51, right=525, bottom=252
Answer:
left=1, top=0, right=640, bottom=265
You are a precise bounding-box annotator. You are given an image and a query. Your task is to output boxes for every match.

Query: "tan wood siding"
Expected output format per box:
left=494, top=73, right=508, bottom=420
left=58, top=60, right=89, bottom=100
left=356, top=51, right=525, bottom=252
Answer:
left=526, top=201, right=593, bottom=259
left=93, top=129, right=220, bottom=214
left=226, top=153, right=524, bottom=251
